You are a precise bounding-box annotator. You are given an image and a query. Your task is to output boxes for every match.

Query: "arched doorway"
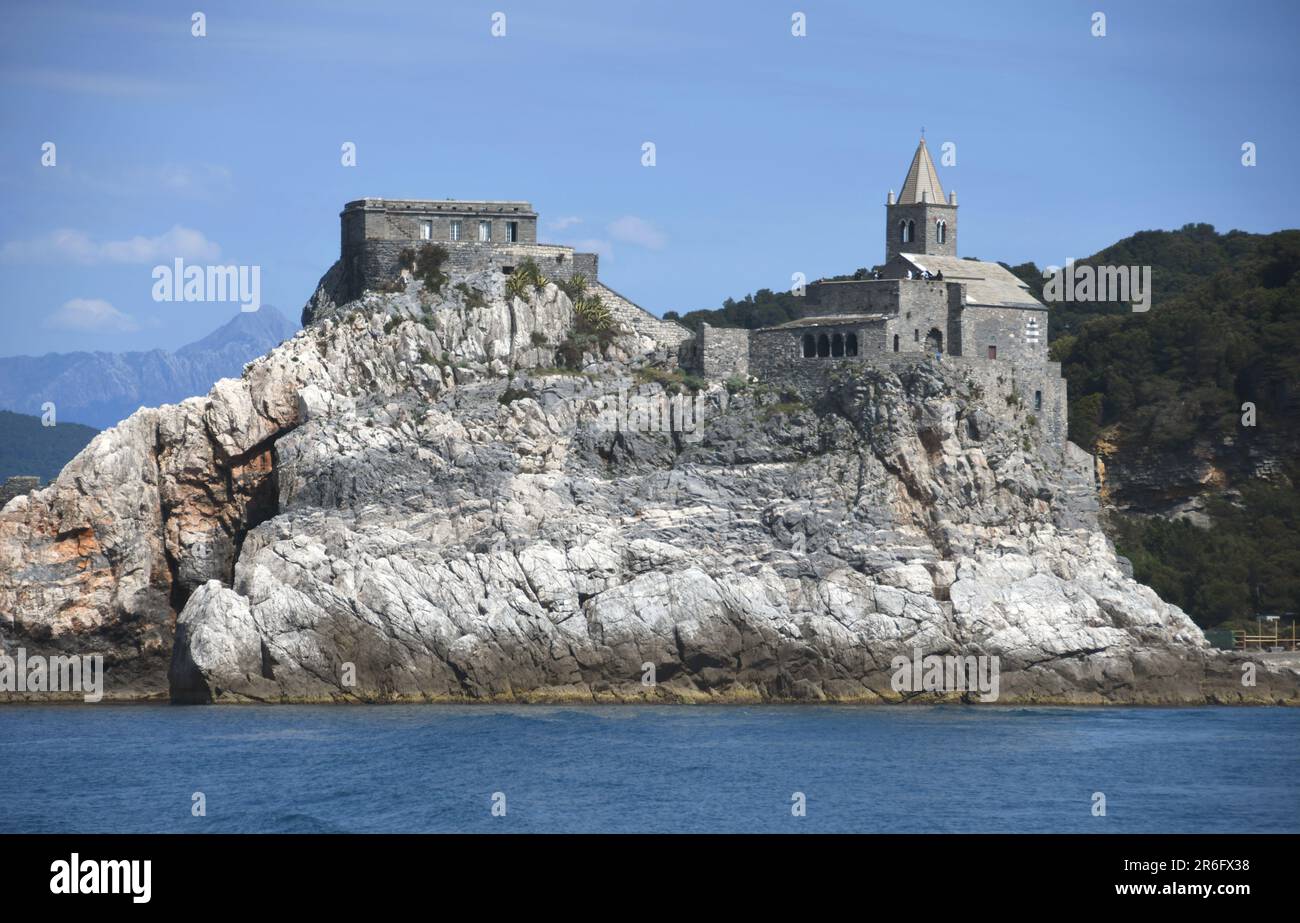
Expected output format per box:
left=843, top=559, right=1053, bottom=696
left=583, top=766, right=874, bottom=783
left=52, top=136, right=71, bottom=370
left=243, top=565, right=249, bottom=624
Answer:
left=925, top=328, right=943, bottom=354
left=817, top=334, right=830, bottom=358
left=802, top=334, right=815, bottom=358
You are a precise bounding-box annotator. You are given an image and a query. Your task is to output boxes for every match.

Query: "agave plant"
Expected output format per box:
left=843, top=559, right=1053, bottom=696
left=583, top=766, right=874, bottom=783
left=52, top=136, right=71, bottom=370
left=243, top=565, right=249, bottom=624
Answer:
left=505, top=271, right=530, bottom=300
left=558, top=272, right=587, bottom=300
left=574, top=294, right=613, bottom=331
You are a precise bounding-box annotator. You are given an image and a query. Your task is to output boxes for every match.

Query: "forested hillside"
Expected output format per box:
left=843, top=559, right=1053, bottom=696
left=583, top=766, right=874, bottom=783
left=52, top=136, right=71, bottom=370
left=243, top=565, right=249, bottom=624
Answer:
left=0, top=410, right=98, bottom=482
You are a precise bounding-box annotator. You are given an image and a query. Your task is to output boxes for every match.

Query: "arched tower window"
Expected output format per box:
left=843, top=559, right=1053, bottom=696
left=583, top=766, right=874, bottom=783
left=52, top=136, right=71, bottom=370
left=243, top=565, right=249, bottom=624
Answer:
left=817, top=334, right=830, bottom=358
left=832, top=333, right=844, bottom=357
left=936, top=219, right=946, bottom=244
left=893, top=334, right=900, bottom=353
left=906, top=219, right=915, bottom=243
left=802, top=333, right=815, bottom=358
left=846, top=333, right=858, bottom=357
left=899, top=220, right=909, bottom=244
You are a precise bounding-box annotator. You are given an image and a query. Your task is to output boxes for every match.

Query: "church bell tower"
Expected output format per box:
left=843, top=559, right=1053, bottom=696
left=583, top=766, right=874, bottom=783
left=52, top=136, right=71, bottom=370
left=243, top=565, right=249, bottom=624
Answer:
left=885, top=136, right=958, bottom=263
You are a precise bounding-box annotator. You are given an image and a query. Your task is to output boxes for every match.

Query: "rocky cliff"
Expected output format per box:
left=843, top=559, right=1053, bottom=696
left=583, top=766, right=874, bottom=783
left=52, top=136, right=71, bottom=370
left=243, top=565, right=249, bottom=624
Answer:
left=2, top=265, right=1295, bottom=704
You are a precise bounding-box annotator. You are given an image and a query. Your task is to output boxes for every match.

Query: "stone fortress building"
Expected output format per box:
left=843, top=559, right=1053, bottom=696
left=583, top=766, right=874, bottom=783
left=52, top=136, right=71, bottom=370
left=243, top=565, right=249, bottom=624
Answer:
left=338, top=197, right=691, bottom=346
left=683, top=136, right=1068, bottom=444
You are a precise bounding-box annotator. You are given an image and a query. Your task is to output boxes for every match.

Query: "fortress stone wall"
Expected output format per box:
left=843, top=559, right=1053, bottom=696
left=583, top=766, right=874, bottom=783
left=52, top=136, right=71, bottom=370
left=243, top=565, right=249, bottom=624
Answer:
left=334, top=197, right=688, bottom=347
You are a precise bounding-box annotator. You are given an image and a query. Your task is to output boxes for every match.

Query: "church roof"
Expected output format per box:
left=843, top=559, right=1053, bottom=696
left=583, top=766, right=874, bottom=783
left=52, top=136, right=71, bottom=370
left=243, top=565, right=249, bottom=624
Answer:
left=898, top=138, right=946, bottom=205
left=899, top=254, right=1047, bottom=310
left=761, top=313, right=889, bottom=331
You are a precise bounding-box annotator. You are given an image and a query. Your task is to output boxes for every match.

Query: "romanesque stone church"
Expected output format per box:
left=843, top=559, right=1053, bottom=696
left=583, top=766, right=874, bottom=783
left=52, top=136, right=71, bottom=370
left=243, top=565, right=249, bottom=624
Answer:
left=690, top=137, right=1066, bottom=444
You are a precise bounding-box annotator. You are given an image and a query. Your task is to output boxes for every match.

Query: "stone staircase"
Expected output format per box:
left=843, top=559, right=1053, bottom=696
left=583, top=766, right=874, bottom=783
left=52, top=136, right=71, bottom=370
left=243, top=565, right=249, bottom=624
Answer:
left=588, top=281, right=692, bottom=349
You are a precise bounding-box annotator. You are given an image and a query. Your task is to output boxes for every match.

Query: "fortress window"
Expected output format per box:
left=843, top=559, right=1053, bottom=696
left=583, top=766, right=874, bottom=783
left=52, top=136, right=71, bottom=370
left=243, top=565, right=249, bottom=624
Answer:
left=846, top=333, right=858, bottom=357
left=893, top=334, right=900, bottom=352
left=907, top=219, right=915, bottom=242
left=507, top=221, right=519, bottom=243
left=832, top=333, right=844, bottom=357
left=914, top=329, right=919, bottom=342
left=802, top=334, right=816, bottom=358
left=987, top=345, right=997, bottom=360
left=450, top=220, right=462, bottom=241
left=817, top=334, right=830, bottom=358
left=420, top=221, right=432, bottom=240
left=478, top=220, right=492, bottom=242
left=936, top=219, right=946, bottom=244
left=1035, top=390, right=1043, bottom=411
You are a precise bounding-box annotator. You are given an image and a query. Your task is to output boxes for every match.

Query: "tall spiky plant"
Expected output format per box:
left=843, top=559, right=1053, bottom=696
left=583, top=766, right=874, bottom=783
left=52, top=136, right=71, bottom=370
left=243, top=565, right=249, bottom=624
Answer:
left=574, top=294, right=613, bottom=331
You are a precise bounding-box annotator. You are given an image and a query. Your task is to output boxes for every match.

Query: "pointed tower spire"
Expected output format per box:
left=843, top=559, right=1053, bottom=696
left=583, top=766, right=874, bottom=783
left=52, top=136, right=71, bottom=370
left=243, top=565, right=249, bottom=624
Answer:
left=898, top=137, right=945, bottom=206
left=884, top=135, right=957, bottom=264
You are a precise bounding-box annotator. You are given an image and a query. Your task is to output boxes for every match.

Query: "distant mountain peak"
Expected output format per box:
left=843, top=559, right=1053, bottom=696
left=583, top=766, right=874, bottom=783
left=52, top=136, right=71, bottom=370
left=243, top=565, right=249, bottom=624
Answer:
left=0, top=307, right=300, bottom=429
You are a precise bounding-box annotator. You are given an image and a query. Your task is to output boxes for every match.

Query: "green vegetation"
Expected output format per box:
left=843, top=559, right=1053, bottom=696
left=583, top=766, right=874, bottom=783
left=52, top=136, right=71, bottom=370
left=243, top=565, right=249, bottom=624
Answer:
left=664, top=287, right=806, bottom=332
left=557, top=272, right=588, bottom=300
left=555, top=279, right=616, bottom=370
left=573, top=294, right=613, bottom=331
left=633, top=365, right=706, bottom=395
left=1111, top=481, right=1300, bottom=628
left=761, top=400, right=808, bottom=420
left=1048, top=224, right=1300, bottom=629
left=1049, top=225, right=1300, bottom=455
left=0, top=410, right=99, bottom=481
left=506, top=259, right=551, bottom=300
left=400, top=243, right=449, bottom=293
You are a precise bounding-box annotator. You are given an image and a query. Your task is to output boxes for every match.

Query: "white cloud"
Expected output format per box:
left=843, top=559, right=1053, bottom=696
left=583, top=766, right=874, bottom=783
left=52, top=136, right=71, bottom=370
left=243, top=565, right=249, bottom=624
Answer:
left=46, top=298, right=139, bottom=332
left=153, top=164, right=234, bottom=197
left=7, top=67, right=182, bottom=98
left=546, top=216, right=583, bottom=232
left=607, top=215, right=667, bottom=250
left=1, top=225, right=221, bottom=265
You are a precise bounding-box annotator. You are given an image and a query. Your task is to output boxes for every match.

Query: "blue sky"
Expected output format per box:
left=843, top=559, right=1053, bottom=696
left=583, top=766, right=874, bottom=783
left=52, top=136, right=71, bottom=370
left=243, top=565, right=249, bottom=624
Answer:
left=0, top=0, right=1296, bottom=356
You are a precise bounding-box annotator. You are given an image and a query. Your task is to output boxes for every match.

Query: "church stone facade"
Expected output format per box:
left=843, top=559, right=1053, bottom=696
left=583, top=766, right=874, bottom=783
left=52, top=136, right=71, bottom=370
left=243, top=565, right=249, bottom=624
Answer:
left=686, top=137, right=1067, bottom=444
